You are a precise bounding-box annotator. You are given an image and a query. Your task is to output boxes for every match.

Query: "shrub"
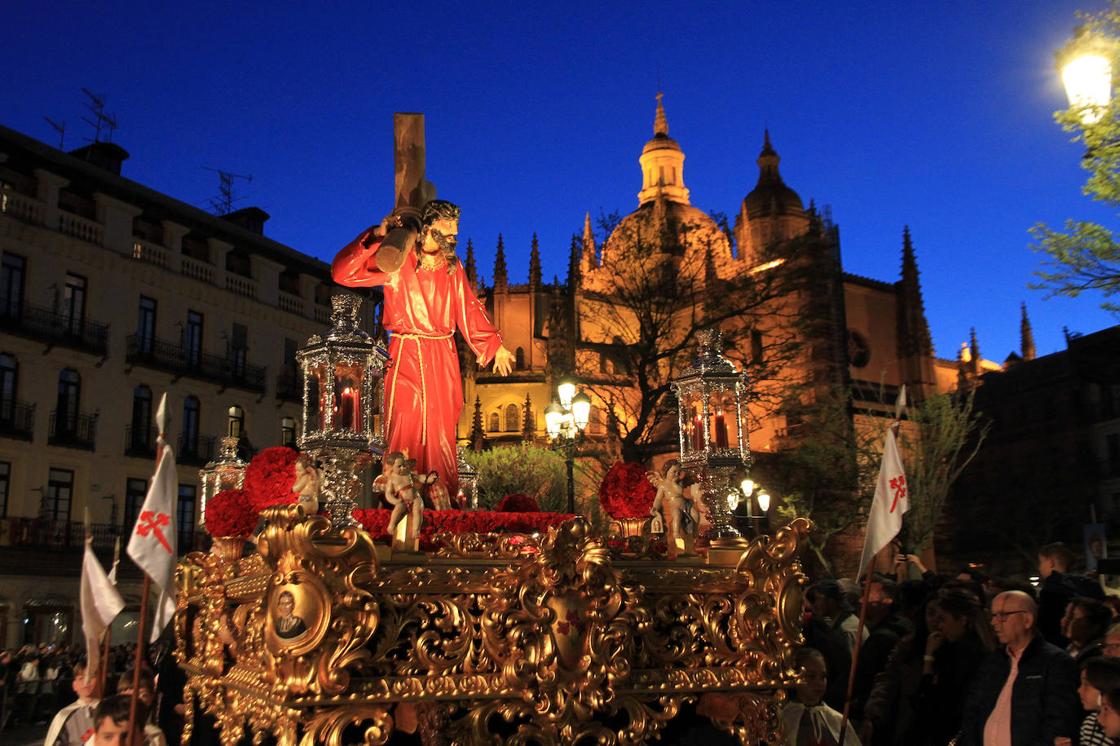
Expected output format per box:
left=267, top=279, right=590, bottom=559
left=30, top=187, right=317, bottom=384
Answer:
left=464, top=445, right=567, bottom=513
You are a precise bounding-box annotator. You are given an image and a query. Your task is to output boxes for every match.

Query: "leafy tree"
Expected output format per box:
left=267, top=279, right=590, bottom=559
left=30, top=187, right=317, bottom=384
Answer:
left=1032, top=2, right=1120, bottom=313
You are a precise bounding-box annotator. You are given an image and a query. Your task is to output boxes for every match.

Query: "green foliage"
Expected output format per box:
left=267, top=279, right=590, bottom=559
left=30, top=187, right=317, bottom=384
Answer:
left=1033, top=2, right=1120, bottom=313
left=464, top=445, right=568, bottom=513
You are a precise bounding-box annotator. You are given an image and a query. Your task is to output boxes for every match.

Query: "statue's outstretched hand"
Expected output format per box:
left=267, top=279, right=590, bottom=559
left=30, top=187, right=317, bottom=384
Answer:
left=492, top=346, right=514, bottom=376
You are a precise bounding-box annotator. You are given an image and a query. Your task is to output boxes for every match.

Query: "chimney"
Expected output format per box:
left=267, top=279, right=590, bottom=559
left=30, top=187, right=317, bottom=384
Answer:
left=69, top=141, right=130, bottom=175
left=222, top=206, right=270, bottom=235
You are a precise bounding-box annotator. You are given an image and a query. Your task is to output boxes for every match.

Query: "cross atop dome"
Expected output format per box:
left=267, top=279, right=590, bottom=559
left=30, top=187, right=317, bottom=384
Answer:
left=654, top=92, right=669, bottom=137
left=638, top=93, right=689, bottom=206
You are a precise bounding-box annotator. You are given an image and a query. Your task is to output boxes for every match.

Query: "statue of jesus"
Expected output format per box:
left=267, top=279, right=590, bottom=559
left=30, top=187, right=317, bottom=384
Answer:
left=332, top=200, right=514, bottom=496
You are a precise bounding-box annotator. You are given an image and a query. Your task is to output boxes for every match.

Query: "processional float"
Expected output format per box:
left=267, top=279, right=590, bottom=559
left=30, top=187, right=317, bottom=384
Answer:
left=175, top=115, right=811, bottom=745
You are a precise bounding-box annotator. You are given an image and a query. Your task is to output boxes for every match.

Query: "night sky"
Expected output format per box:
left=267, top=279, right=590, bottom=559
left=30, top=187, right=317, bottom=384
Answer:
left=3, top=1, right=1115, bottom=362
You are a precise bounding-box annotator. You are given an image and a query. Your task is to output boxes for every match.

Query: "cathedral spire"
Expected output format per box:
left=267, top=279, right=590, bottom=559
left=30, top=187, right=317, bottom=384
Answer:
left=969, top=327, right=982, bottom=376
left=529, top=232, right=542, bottom=290
left=897, top=226, right=933, bottom=357
left=522, top=393, right=534, bottom=441
left=493, top=233, right=508, bottom=292
left=1020, top=302, right=1036, bottom=361
left=582, top=212, right=598, bottom=271
left=469, top=395, right=484, bottom=451
left=464, top=237, right=478, bottom=289
left=654, top=91, right=669, bottom=136
left=567, top=235, right=581, bottom=289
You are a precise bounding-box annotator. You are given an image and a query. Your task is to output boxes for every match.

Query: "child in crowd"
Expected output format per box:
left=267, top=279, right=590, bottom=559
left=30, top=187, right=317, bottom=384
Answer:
left=781, top=647, right=861, bottom=746
left=1058, top=657, right=1120, bottom=746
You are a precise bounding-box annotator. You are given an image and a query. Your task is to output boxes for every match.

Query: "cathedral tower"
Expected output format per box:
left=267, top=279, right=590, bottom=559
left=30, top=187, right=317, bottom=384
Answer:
left=734, top=131, right=810, bottom=266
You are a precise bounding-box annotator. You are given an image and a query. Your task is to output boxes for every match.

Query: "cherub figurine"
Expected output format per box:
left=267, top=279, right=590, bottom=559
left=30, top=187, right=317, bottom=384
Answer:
left=382, top=451, right=431, bottom=551
left=649, top=460, right=699, bottom=556
left=290, top=455, right=320, bottom=515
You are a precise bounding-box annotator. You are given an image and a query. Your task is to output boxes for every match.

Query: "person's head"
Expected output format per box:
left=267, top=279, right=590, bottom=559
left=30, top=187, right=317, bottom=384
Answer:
left=116, top=670, right=154, bottom=706
left=1039, top=542, right=1075, bottom=578
left=1101, top=688, right=1120, bottom=738
left=865, top=576, right=897, bottom=623
left=93, top=695, right=143, bottom=746
left=990, top=590, right=1038, bottom=648
left=809, top=580, right=845, bottom=619
left=71, top=661, right=95, bottom=700
left=1068, top=597, right=1112, bottom=646
left=662, top=459, right=680, bottom=482
left=277, top=590, right=296, bottom=618
left=384, top=452, right=407, bottom=475
left=794, top=647, right=827, bottom=706
left=932, top=587, right=987, bottom=644
left=1103, top=623, right=1120, bottom=657
left=419, top=200, right=461, bottom=262
left=1080, top=657, right=1120, bottom=712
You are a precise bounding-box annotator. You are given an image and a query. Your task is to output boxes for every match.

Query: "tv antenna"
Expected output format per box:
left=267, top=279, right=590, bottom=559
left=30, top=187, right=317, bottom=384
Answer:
left=80, top=88, right=117, bottom=143
left=43, top=117, right=67, bottom=149
left=203, top=167, right=253, bottom=215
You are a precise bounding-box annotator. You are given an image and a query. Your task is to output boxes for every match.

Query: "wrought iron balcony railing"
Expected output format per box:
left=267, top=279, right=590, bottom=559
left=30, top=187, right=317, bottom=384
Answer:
left=0, top=397, right=35, bottom=440
left=0, top=301, right=109, bottom=356
left=1, top=517, right=206, bottom=554
left=178, top=433, right=218, bottom=466
left=126, top=334, right=267, bottom=392
left=48, top=410, right=98, bottom=450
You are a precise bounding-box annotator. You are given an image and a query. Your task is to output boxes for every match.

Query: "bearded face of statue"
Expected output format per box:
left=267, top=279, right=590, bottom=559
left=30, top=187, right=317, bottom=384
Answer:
left=422, top=218, right=459, bottom=255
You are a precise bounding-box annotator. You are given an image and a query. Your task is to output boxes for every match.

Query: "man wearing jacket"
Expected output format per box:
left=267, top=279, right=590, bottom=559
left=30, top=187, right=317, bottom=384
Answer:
left=959, top=590, right=1079, bottom=745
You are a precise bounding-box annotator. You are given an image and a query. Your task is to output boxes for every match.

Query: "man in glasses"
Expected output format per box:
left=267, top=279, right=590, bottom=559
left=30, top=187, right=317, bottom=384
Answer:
left=958, top=591, right=1079, bottom=745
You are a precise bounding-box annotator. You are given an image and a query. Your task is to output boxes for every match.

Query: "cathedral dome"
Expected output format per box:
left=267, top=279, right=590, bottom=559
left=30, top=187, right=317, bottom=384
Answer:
left=596, top=197, right=732, bottom=276
left=742, top=130, right=804, bottom=219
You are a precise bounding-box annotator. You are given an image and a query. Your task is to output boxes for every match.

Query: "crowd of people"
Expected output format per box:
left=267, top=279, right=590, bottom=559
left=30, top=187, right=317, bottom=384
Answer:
left=793, top=542, right=1120, bottom=746
left=0, top=639, right=184, bottom=745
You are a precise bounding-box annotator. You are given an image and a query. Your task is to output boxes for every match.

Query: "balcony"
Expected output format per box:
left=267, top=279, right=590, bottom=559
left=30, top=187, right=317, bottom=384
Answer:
left=0, top=301, right=110, bottom=356
left=58, top=210, right=104, bottom=245
left=126, top=334, right=267, bottom=393
left=49, top=410, right=98, bottom=450
left=178, top=433, right=217, bottom=467
left=276, top=368, right=301, bottom=402
left=0, top=188, right=45, bottom=225
left=124, top=424, right=157, bottom=459
left=0, top=517, right=207, bottom=555
left=0, top=398, right=35, bottom=440
left=132, top=239, right=170, bottom=269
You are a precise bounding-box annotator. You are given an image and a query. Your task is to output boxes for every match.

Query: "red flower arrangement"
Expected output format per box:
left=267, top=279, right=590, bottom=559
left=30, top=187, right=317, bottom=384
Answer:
left=598, top=461, right=656, bottom=519
left=205, top=489, right=259, bottom=538
left=352, top=509, right=572, bottom=551
left=495, top=493, right=539, bottom=513
left=243, top=447, right=299, bottom=512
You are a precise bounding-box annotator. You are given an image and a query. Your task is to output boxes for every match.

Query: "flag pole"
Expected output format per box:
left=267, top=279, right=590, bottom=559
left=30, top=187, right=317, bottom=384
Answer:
left=128, top=393, right=167, bottom=746
left=98, top=536, right=120, bottom=698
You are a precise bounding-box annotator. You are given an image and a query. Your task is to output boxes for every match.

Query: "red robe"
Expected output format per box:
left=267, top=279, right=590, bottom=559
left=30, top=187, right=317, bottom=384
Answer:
left=332, top=229, right=503, bottom=495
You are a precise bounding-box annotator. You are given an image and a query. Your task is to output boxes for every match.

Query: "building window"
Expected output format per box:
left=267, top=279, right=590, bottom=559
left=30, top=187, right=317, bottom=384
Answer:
left=46, top=468, right=74, bottom=522
left=504, top=403, right=519, bottom=432
left=0, top=353, right=17, bottom=421
left=281, top=417, right=296, bottom=448
left=124, top=477, right=147, bottom=532
left=185, top=311, right=204, bottom=367
left=137, top=296, right=157, bottom=354
left=178, top=484, right=197, bottom=550
left=0, top=461, right=9, bottom=517
left=488, top=412, right=500, bottom=432
left=515, top=347, right=525, bottom=371
left=0, top=252, right=25, bottom=319
left=750, top=330, right=764, bottom=364
left=62, top=273, right=87, bottom=334
left=230, top=323, right=248, bottom=378
left=130, top=385, right=153, bottom=451
left=56, top=368, right=81, bottom=433
left=182, top=396, right=200, bottom=455
left=227, top=405, right=244, bottom=438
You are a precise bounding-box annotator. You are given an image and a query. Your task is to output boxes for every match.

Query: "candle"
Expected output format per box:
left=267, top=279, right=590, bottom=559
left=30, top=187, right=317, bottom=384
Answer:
left=714, top=412, right=729, bottom=449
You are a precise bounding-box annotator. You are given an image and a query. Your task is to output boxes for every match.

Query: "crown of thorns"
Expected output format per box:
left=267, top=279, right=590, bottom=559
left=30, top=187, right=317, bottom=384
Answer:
left=421, top=200, right=460, bottom=226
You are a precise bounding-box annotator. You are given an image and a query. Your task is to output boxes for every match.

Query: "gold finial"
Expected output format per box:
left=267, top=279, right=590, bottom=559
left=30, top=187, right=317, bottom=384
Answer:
left=654, top=92, right=668, bottom=136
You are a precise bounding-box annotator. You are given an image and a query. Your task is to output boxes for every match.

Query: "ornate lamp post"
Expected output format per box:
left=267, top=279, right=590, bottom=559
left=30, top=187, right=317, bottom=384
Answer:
left=1058, top=27, right=1116, bottom=125
left=198, top=435, right=247, bottom=526
left=730, top=477, right=771, bottom=536
left=545, top=381, right=590, bottom=514
left=671, top=328, right=751, bottom=545
left=296, top=294, right=389, bottom=528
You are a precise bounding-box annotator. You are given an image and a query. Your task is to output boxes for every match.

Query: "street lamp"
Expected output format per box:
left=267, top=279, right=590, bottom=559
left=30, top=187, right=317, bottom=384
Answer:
left=1059, top=27, right=1116, bottom=125
left=546, top=382, right=590, bottom=513
left=734, top=476, right=771, bottom=535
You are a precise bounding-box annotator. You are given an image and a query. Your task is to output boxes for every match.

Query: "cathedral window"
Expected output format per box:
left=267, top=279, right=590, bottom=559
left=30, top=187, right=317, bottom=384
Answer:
left=488, top=412, right=500, bottom=432
left=504, top=403, right=519, bottom=432
left=846, top=330, right=871, bottom=369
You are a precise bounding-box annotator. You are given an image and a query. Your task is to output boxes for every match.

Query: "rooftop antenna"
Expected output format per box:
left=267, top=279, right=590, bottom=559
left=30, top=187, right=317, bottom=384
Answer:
left=43, top=117, right=67, bottom=149
left=203, top=167, right=253, bottom=215
left=80, top=88, right=117, bottom=144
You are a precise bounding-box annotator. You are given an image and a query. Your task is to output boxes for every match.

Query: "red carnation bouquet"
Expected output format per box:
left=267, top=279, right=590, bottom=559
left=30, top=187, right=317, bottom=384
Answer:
left=495, top=493, right=539, bottom=513
left=244, top=446, right=299, bottom=512
left=598, top=461, right=656, bottom=519
left=205, top=489, right=259, bottom=538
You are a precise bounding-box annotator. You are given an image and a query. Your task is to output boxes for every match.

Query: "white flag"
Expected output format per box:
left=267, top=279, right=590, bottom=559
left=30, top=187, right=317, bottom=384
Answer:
left=127, top=446, right=179, bottom=642
left=81, top=539, right=124, bottom=682
left=857, top=424, right=909, bottom=577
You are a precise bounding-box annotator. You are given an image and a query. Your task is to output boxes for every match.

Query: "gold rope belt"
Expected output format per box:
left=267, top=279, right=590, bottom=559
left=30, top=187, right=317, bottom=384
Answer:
left=386, top=331, right=453, bottom=445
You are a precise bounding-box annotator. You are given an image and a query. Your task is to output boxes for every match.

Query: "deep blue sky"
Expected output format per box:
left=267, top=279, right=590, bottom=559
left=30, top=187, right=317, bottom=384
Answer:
left=3, top=1, right=1116, bottom=361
